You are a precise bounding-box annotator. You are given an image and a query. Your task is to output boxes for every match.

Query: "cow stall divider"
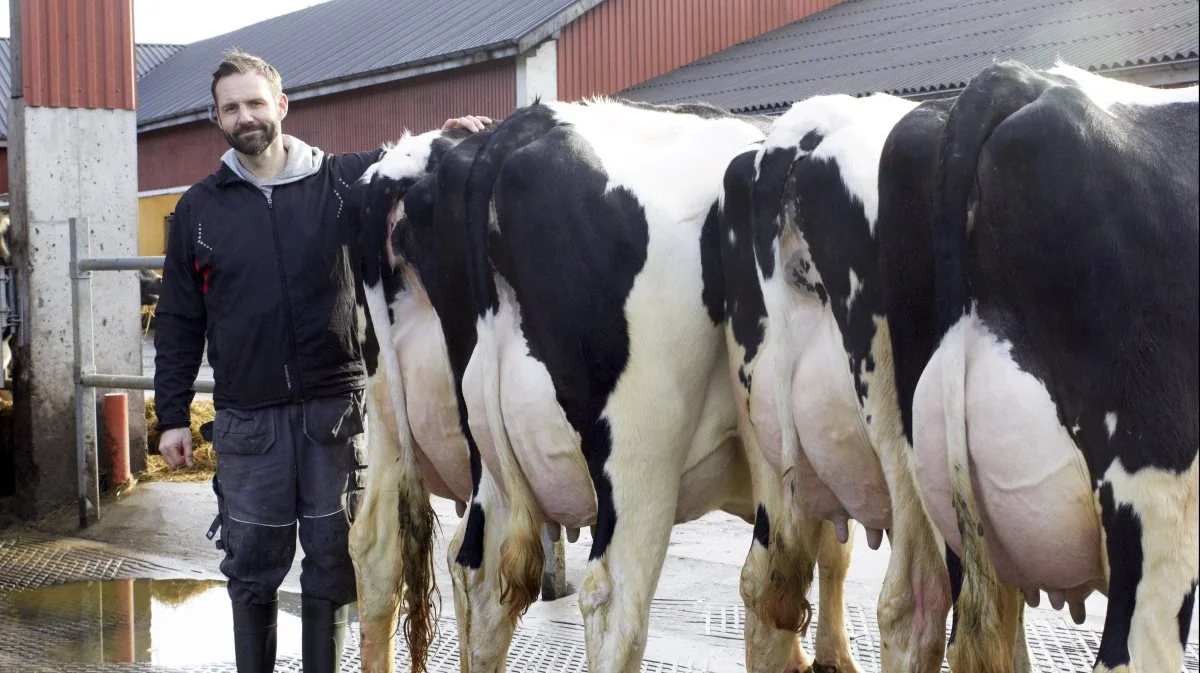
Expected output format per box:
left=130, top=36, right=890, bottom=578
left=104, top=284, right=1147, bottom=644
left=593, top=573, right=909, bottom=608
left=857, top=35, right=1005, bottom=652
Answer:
left=70, top=217, right=214, bottom=528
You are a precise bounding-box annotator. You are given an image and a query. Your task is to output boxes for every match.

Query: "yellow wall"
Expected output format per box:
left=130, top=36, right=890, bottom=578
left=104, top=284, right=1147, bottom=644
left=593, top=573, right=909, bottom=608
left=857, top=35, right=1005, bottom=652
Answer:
left=138, top=193, right=183, bottom=257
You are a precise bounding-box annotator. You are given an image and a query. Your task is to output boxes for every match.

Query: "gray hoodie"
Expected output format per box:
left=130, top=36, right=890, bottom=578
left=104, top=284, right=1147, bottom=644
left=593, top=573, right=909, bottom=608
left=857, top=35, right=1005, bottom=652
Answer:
left=221, top=134, right=325, bottom=199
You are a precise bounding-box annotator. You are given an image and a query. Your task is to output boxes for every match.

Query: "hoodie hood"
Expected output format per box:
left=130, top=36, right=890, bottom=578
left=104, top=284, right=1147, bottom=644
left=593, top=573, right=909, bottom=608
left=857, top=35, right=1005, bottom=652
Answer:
left=222, top=135, right=325, bottom=197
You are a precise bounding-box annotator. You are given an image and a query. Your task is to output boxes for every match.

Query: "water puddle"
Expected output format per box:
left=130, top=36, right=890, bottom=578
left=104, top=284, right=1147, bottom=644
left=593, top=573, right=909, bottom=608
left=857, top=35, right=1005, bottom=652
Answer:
left=0, top=579, right=333, bottom=665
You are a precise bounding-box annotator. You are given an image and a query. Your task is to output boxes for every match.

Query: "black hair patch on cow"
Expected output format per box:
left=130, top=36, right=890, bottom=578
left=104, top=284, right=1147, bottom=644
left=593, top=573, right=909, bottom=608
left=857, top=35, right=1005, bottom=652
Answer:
left=798, top=130, right=823, bottom=152
left=454, top=502, right=486, bottom=570
left=1097, top=481, right=1143, bottom=669
left=699, top=202, right=725, bottom=325
left=721, top=150, right=768, bottom=369
left=483, top=123, right=648, bottom=563
left=877, top=98, right=952, bottom=445
left=787, top=153, right=881, bottom=407
left=426, top=137, right=455, bottom=173
left=752, top=504, right=770, bottom=548
left=752, top=146, right=796, bottom=280
left=945, top=544, right=963, bottom=645
left=357, top=174, right=416, bottom=308
left=426, top=122, right=500, bottom=174
left=464, top=104, right=559, bottom=319
left=1180, top=582, right=1198, bottom=650
left=585, top=418, right=618, bottom=562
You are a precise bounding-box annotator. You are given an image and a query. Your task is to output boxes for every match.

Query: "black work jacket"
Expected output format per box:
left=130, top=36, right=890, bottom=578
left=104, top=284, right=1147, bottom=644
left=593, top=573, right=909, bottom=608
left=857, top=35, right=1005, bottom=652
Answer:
left=153, top=149, right=382, bottom=431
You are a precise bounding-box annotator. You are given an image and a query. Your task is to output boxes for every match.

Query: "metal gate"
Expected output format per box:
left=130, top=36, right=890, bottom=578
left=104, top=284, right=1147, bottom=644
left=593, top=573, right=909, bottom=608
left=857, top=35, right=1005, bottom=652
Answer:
left=68, top=217, right=214, bottom=527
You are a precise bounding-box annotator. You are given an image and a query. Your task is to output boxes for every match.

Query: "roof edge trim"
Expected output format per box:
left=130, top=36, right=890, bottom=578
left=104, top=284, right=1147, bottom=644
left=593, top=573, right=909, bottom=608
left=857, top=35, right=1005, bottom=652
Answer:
left=138, top=43, right=521, bottom=132
left=516, top=0, right=607, bottom=53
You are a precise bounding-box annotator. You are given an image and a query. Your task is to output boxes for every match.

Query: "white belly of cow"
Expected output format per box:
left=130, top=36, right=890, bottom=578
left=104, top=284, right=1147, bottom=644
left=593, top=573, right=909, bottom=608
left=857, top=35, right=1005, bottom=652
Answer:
left=913, top=316, right=1104, bottom=593
left=390, top=288, right=473, bottom=503
left=464, top=295, right=596, bottom=529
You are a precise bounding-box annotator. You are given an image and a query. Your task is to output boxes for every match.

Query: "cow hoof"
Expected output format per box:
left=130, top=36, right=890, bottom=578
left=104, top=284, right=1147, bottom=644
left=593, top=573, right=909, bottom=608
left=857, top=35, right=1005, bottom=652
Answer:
left=804, top=664, right=840, bottom=673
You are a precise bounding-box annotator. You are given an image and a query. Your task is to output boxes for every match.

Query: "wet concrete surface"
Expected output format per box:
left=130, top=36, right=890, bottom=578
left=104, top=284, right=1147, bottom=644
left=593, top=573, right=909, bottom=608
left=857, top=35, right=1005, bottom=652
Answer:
left=1, top=579, right=289, bottom=666
left=1, top=481, right=1197, bottom=671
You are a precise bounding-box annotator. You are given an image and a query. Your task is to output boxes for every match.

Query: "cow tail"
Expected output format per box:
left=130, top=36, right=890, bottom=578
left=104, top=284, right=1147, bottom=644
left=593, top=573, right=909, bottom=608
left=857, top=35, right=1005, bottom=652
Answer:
left=933, top=61, right=1050, bottom=670
left=359, top=279, right=440, bottom=671
left=464, top=104, right=558, bottom=622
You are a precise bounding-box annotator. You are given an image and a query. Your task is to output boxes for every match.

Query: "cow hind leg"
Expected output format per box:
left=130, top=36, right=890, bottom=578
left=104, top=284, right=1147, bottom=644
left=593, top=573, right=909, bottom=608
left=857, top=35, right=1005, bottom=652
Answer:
left=875, top=472, right=952, bottom=673
left=447, top=473, right=522, bottom=672
left=349, top=377, right=423, bottom=673
left=579, top=499, right=675, bottom=673
left=740, top=499, right=858, bottom=673
left=1093, top=455, right=1198, bottom=673
left=579, top=433, right=682, bottom=673
left=740, top=498, right=817, bottom=673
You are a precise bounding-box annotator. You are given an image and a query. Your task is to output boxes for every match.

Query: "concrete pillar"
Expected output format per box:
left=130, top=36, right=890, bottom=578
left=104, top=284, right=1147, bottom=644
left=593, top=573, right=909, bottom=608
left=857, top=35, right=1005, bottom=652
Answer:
left=516, top=39, right=559, bottom=106
left=7, top=0, right=145, bottom=519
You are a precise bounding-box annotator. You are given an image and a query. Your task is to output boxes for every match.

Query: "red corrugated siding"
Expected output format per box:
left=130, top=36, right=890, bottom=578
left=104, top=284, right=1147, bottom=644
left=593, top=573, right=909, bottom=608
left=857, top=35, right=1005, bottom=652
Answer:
left=0, top=149, right=8, bottom=194
left=138, top=59, right=516, bottom=192
left=20, top=0, right=135, bottom=109
left=559, top=0, right=842, bottom=100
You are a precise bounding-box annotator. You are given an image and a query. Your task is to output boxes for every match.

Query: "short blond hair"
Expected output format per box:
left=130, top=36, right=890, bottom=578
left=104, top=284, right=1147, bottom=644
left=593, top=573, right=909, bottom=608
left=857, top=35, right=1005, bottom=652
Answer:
left=211, top=49, right=283, bottom=104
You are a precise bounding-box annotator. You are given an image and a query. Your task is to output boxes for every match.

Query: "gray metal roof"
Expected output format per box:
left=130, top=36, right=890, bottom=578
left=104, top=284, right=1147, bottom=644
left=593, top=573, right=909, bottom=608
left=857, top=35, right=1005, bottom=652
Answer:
left=134, top=43, right=186, bottom=77
left=135, top=0, right=595, bottom=128
left=0, top=39, right=183, bottom=140
left=620, top=0, right=1200, bottom=112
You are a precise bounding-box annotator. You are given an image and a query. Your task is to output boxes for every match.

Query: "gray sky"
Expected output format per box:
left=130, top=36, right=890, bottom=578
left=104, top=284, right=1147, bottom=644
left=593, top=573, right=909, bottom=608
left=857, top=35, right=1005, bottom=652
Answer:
left=0, top=0, right=333, bottom=44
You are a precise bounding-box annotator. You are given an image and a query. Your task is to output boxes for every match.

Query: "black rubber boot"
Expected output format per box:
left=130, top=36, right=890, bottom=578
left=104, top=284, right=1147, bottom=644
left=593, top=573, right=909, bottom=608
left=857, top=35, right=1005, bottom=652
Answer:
left=231, top=599, right=278, bottom=673
left=301, top=596, right=348, bottom=673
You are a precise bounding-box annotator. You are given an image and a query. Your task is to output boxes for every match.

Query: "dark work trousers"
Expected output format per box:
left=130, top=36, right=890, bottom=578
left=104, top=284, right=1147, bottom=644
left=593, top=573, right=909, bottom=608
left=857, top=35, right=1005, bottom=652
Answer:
left=208, top=393, right=366, bottom=606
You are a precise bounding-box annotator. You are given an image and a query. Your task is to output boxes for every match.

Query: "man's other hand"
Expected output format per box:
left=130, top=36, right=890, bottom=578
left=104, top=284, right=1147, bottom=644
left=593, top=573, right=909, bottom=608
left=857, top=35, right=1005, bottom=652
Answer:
left=159, top=427, right=194, bottom=469
left=442, top=115, right=493, bottom=133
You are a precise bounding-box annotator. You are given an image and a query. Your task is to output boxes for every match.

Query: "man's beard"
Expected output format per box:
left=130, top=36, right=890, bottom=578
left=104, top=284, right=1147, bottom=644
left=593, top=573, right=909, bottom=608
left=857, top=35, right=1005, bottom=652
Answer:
left=223, top=120, right=278, bottom=155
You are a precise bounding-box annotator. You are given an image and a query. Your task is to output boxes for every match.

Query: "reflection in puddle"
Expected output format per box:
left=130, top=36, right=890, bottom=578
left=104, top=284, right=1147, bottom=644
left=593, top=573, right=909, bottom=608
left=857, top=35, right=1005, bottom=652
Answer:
left=0, top=579, right=327, bottom=665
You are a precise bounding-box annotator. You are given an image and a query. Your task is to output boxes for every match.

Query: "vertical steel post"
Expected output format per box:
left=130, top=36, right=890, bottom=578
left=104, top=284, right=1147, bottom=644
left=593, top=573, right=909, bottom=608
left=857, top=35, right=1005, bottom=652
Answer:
left=70, top=217, right=100, bottom=527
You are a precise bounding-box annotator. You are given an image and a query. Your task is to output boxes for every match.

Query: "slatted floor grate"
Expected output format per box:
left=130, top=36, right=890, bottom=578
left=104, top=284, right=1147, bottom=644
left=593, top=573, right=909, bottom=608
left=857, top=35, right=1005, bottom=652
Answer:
left=0, top=532, right=1196, bottom=672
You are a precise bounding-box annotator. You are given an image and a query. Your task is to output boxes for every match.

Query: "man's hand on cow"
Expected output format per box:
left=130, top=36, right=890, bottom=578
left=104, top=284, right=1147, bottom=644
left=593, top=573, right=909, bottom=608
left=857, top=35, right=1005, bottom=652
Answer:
left=158, top=427, right=194, bottom=469
left=442, top=115, right=492, bottom=133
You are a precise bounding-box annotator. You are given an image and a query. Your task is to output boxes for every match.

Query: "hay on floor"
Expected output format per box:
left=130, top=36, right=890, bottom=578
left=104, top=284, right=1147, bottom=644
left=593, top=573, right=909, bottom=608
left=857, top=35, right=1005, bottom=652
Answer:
left=140, top=397, right=216, bottom=483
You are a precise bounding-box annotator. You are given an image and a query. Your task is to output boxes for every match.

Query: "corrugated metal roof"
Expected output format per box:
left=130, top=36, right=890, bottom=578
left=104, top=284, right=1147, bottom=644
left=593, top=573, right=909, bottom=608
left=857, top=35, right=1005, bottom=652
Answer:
left=620, top=0, right=1200, bottom=112
left=0, top=38, right=182, bottom=140
left=134, top=0, right=586, bottom=127
left=135, top=43, right=185, bottom=76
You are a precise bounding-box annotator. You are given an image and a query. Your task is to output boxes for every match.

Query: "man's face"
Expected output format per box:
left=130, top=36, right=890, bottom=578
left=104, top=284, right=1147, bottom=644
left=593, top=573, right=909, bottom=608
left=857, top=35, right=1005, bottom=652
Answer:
left=214, top=72, right=287, bottom=156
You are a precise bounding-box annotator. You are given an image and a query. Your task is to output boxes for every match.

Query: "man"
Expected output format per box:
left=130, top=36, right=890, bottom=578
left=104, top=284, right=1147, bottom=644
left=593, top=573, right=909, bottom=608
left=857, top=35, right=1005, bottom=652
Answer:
left=152, top=49, right=490, bottom=673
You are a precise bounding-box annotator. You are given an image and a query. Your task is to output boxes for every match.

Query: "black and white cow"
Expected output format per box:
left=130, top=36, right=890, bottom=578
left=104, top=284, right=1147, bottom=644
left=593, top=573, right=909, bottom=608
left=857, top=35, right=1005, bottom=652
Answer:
left=346, top=124, right=490, bottom=672
left=725, top=88, right=1042, bottom=673
left=913, top=61, right=1198, bottom=673
left=346, top=122, right=574, bottom=670
left=348, top=98, right=871, bottom=673
left=449, top=98, right=844, bottom=673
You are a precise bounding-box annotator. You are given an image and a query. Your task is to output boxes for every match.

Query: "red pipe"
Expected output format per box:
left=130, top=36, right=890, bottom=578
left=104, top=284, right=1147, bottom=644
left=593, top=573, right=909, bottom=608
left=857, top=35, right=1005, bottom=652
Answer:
left=104, top=392, right=130, bottom=486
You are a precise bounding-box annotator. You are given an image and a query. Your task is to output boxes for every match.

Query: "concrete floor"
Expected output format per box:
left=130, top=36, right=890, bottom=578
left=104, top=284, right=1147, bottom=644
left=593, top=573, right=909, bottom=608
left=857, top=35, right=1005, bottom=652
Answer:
left=4, top=479, right=1195, bottom=672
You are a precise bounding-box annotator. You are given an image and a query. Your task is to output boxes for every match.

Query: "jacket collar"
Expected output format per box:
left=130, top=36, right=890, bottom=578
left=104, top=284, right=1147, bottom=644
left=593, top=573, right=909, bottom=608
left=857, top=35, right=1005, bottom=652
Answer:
left=214, top=162, right=245, bottom=188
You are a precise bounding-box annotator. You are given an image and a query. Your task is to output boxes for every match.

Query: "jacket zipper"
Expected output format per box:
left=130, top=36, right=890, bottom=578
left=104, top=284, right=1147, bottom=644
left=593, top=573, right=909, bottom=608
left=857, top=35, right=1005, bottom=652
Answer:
left=265, top=191, right=305, bottom=401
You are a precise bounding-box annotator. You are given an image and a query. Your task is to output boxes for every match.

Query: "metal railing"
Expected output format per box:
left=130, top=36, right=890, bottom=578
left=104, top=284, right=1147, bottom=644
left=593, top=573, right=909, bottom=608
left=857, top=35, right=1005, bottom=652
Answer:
left=69, top=217, right=215, bottom=527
